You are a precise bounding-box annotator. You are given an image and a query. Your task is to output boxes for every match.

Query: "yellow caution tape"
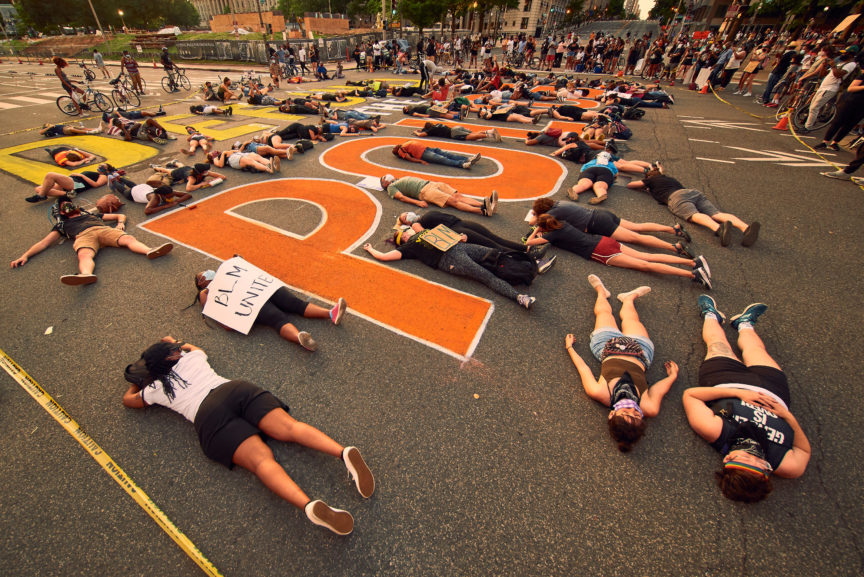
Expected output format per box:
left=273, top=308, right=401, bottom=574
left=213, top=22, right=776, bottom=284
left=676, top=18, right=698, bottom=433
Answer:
left=708, top=82, right=776, bottom=120
left=0, top=348, right=223, bottom=577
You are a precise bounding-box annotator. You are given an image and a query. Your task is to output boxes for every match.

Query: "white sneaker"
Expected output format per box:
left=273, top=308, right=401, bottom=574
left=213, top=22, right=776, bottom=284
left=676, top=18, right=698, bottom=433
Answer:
left=517, top=294, right=535, bottom=310
left=305, top=500, right=354, bottom=535
left=342, top=447, right=374, bottom=498
left=821, top=171, right=851, bottom=181
left=744, top=91, right=752, bottom=97
left=733, top=90, right=741, bottom=95
left=851, top=176, right=864, bottom=185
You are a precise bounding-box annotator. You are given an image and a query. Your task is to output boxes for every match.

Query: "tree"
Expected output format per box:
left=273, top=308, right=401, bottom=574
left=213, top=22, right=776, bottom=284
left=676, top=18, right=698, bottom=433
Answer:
left=562, top=0, right=586, bottom=25
left=606, top=0, right=626, bottom=19
left=648, top=0, right=679, bottom=23
left=398, top=0, right=447, bottom=34
left=466, top=0, right=517, bottom=36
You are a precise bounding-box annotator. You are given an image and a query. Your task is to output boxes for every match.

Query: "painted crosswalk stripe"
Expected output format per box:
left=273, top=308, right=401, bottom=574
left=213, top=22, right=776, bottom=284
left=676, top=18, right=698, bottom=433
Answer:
left=8, top=95, right=55, bottom=104
left=0, top=101, right=21, bottom=109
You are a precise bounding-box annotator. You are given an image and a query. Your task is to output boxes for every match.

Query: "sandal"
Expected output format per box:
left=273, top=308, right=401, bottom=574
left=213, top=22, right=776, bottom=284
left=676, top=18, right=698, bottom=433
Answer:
left=588, top=194, right=607, bottom=205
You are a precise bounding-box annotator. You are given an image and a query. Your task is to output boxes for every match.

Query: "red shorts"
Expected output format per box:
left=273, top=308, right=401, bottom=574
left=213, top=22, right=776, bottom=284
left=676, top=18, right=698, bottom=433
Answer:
left=590, top=236, right=623, bottom=265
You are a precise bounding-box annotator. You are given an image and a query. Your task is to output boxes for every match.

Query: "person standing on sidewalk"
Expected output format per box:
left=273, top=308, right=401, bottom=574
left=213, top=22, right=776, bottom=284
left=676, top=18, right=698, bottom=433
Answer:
left=92, top=49, right=110, bottom=79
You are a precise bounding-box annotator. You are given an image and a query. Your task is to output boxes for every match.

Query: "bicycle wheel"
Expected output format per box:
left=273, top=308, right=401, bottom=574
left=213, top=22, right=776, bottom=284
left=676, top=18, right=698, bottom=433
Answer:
left=795, top=100, right=836, bottom=132
left=56, top=95, right=80, bottom=116
left=84, top=69, right=95, bottom=82
left=179, top=74, right=191, bottom=91
left=161, top=76, right=174, bottom=93
left=112, top=88, right=139, bottom=110
left=93, top=92, right=114, bottom=113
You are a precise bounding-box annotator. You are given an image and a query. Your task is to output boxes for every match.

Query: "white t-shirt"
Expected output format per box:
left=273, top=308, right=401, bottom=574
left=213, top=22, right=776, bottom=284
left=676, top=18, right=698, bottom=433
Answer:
left=141, top=349, right=230, bottom=422
left=819, top=61, right=858, bottom=92
left=130, top=183, right=153, bottom=204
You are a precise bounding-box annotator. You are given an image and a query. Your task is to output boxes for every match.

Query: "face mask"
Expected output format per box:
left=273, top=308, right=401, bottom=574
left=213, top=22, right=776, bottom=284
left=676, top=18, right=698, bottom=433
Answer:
left=202, top=270, right=216, bottom=282
left=403, top=212, right=419, bottom=224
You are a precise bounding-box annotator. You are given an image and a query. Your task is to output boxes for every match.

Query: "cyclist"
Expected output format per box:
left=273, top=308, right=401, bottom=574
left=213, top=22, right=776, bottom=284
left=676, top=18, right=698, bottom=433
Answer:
left=160, top=47, right=178, bottom=92
left=53, top=57, right=85, bottom=114
left=121, top=50, right=144, bottom=93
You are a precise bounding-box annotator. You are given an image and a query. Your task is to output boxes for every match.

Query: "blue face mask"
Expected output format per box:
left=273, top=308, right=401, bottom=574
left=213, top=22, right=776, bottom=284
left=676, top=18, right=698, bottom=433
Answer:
left=202, top=270, right=216, bottom=282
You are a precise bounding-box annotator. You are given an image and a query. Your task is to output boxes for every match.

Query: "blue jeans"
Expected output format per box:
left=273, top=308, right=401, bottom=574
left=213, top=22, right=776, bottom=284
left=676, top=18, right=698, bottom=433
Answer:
left=422, top=147, right=468, bottom=167
left=761, top=72, right=781, bottom=103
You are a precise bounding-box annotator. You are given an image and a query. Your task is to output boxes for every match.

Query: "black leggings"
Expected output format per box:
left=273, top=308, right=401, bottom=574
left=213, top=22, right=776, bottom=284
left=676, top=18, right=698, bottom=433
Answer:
left=255, top=287, right=309, bottom=330
left=113, top=177, right=137, bottom=198
left=824, top=95, right=864, bottom=144
left=450, top=221, right=526, bottom=252
left=842, top=140, right=864, bottom=175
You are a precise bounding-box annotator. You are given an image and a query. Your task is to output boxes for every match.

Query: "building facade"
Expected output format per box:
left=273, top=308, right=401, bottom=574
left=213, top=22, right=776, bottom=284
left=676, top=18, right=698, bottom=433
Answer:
left=189, top=0, right=280, bottom=26
left=484, top=0, right=572, bottom=39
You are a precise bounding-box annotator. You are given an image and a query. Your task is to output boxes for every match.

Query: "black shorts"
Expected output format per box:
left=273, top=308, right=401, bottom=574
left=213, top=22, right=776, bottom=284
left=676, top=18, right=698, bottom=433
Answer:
left=193, top=380, right=289, bottom=468
left=255, top=287, right=309, bottom=331
left=122, top=110, right=145, bottom=120
left=586, top=209, right=621, bottom=237
left=579, top=166, right=615, bottom=186
left=698, top=357, right=791, bottom=407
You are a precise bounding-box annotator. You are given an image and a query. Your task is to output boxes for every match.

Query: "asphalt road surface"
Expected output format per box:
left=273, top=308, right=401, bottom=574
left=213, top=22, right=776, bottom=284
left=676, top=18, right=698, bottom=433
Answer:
left=0, top=60, right=862, bottom=577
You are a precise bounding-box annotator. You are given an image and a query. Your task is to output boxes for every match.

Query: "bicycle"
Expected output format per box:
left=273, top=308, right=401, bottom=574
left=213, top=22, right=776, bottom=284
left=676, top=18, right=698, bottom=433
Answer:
left=110, top=74, right=140, bottom=110
left=78, top=61, right=96, bottom=82
left=788, top=81, right=837, bottom=132
left=56, top=79, right=113, bottom=116
left=120, top=71, right=147, bottom=94
left=161, top=67, right=191, bottom=93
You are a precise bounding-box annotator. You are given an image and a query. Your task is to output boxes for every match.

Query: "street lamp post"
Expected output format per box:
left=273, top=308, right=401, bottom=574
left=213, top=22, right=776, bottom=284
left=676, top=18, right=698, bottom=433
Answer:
left=118, top=10, right=126, bottom=33
left=85, top=0, right=104, bottom=36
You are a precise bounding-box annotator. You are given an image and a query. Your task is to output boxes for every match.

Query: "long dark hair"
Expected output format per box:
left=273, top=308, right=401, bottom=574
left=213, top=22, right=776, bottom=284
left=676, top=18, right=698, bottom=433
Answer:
left=140, top=342, right=186, bottom=401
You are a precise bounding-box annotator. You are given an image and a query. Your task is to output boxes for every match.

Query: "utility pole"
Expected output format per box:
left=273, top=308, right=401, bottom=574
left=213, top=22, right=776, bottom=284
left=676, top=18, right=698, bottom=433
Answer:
left=84, top=0, right=104, bottom=36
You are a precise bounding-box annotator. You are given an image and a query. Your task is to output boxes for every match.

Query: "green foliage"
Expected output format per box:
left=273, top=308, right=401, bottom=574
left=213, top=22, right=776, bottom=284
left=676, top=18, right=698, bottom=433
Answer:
left=346, top=0, right=382, bottom=18
left=648, top=0, right=678, bottom=22
left=398, top=0, right=447, bottom=31
left=606, top=0, right=626, bottom=19
left=562, top=0, right=586, bottom=24
left=15, top=0, right=199, bottom=32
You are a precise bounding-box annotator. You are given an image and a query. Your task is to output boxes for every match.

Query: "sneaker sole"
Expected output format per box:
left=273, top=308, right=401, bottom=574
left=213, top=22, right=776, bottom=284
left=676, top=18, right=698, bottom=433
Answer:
left=147, top=243, right=174, bottom=259
left=719, top=222, right=731, bottom=247
left=60, top=274, right=97, bottom=286
left=741, top=222, right=760, bottom=247
left=307, top=501, right=354, bottom=535
left=332, top=298, right=347, bottom=325
left=298, top=332, right=318, bottom=351
left=343, top=447, right=375, bottom=498
left=730, top=303, right=768, bottom=328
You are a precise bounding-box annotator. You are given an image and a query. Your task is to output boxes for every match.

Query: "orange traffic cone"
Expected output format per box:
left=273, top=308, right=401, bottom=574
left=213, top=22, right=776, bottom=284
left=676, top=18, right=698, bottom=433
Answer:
left=153, top=58, right=158, bottom=68
left=699, top=84, right=709, bottom=94
left=772, top=113, right=790, bottom=131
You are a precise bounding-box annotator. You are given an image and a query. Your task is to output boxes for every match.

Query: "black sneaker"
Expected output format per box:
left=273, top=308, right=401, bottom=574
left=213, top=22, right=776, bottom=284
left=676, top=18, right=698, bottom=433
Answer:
left=828, top=143, right=840, bottom=151
left=813, top=142, right=828, bottom=150
left=692, top=255, right=711, bottom=278
left=517, top=294, right=536, bottom=310
left=717, top=220, right=731, bottom=247
left=674, top=242, right=694, bottom=259
left=537, top=254, right=557, bottom=274
left=692, top=267, right=712, bottom=290
left=25, top=194, right=47, bottom=203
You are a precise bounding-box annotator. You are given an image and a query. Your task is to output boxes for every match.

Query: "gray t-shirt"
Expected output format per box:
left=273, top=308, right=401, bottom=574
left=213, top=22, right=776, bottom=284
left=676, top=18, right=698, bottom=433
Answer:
left=93, top=52, right=104, bottom=66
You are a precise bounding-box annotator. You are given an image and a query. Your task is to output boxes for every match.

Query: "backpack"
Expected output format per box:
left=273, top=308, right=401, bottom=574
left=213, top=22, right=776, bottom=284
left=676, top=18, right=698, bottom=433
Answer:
left=479, top=249, right=538, bottom=286
left=622, top=107, right=645, bottom=120
left=610, top=120, right=632, bottom=140
left=545, top=127, right=563, bottom=138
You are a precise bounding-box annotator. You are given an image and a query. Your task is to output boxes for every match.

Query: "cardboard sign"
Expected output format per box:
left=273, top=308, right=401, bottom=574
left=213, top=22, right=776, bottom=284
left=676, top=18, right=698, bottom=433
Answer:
left=695, top=68, right=712, bottom=89
left=201, top=257, right=284, bottom=334
left=420, top=224, right=462, bottom=252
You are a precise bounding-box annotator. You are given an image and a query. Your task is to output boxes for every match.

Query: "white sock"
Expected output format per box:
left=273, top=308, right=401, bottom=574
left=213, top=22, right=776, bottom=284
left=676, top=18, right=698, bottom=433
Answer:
left=736, top=322, right=753, bottom=331
left=703, top=312, right=718, bottom=321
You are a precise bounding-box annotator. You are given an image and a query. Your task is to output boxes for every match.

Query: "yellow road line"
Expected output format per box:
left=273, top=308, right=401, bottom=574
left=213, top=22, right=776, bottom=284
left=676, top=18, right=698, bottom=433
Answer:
left=0, top=348, right=223, bottom=577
